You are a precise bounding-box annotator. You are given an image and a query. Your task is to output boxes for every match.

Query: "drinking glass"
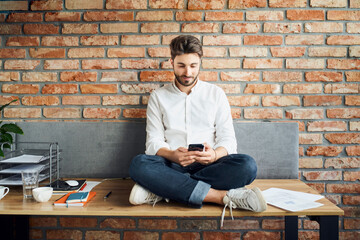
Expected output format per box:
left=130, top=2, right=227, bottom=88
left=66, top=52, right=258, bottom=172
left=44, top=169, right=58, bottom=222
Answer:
left=21, top=171, right=39, bottom=199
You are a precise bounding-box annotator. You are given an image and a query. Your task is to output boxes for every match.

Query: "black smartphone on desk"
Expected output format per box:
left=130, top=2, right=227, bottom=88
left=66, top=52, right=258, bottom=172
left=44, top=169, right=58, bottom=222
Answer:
left=188, top=144, right=204, bottom=152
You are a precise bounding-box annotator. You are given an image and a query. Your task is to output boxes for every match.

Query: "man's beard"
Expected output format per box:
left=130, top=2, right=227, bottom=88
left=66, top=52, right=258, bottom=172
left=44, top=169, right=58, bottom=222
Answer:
left=174, top=72, right=199, bottom=87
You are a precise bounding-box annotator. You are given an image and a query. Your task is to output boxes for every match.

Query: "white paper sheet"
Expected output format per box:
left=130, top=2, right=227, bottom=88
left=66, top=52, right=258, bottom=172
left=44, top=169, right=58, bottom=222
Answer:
left=1, top=154, right=44, bottom=163
left=79, top=181, right=101, bottom=192
left=0, top=173, right=49, bottom=185
left=0, top=164, right=45, bottom=174
left=262, top=187, right=324, bottom=212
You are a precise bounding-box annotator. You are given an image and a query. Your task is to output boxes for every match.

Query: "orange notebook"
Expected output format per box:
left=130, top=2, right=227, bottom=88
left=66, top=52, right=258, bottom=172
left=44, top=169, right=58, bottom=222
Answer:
left=54, top=191, right=96, bottom=207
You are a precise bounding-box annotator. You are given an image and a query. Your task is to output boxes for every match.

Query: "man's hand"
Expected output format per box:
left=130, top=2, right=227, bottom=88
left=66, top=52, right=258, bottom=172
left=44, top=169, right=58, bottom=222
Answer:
left=157, top=144, right=227, bottom=167
left=192, top=143, right=216, bottom=165
left=172, top=147, right=197, bottom=167
left=157, top=147, right=196, bottom=167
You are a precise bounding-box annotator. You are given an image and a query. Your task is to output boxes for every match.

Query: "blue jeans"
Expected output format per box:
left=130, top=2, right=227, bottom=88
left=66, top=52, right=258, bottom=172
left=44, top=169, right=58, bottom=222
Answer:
left=129, top=154, right=257, bottom=208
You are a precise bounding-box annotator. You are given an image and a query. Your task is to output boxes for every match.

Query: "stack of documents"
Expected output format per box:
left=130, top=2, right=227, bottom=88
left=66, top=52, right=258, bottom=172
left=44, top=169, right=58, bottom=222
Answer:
left=0, top=173, right=49, bottom=185
left=1, top=154, right=45, bottom=164
left=0, top=164, right=45, bottom=174
left=262, top=188, right=324, bottom=212
left=0, top=151, right=59, bottom=185
left=66, top=192, right=90, bottom=203
left=54, top=191, right=96, bottom=207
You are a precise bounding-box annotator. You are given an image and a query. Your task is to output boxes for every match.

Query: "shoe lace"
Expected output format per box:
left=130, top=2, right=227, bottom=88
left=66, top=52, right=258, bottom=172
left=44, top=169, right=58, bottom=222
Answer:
left=231, top=191, right=252, bottom=210
left=145, top=192, right=163, bottom=207
left=220, top=190, right=251, bottom=227
left=221, top=201, right=234, bottom=227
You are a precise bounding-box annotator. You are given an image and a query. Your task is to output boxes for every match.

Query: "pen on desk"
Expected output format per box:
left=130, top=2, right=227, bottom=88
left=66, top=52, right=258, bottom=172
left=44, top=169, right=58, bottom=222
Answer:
left=104, top=191, right=112, bottom=199
left=54, top=194, right=66, bottom=202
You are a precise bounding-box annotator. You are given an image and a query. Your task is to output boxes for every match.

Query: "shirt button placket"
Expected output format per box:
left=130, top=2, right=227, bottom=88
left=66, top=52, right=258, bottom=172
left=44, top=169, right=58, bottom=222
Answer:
left=185, top=95, right=192, bottom=145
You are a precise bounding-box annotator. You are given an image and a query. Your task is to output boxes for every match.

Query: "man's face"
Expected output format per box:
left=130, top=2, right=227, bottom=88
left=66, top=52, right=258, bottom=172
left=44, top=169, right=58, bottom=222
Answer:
left=171, top=53, right=201, bottom=87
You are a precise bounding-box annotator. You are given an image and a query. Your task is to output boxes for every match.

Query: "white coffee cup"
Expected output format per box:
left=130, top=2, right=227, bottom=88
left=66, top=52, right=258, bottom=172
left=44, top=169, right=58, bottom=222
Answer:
left=32, top=187, right=53, bottom=203
left=0, top=186, right=9, bottom=200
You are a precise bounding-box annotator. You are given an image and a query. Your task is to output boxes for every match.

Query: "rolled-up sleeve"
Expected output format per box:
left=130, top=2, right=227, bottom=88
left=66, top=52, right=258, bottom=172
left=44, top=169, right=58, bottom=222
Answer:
left=145, top=92, right=170, bottom=155
left=213, top=90, right=237, bottom=154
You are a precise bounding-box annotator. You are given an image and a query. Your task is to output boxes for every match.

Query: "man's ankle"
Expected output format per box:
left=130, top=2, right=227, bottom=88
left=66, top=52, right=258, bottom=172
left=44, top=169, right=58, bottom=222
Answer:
left=204, top=188, right=227, bottom=205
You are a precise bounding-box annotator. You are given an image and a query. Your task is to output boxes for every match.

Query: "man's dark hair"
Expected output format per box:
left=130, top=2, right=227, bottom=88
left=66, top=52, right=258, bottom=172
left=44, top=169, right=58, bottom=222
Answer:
left=170, top=35, right=203, bottom=60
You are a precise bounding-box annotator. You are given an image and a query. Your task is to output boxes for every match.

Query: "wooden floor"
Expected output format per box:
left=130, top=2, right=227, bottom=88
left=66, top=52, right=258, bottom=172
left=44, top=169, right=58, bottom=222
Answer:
left=0, top=179, right=343, bottom=217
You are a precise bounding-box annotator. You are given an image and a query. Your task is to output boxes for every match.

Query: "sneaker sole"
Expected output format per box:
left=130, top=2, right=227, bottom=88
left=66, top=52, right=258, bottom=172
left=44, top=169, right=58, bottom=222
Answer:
left=252, top=187, right=267, bottom=212
left=129, top=183, right=142, bottom=205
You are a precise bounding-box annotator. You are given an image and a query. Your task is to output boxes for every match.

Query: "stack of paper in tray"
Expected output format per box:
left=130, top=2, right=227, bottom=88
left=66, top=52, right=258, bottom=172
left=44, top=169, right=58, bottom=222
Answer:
left=54, top=191, right=96, bottom=207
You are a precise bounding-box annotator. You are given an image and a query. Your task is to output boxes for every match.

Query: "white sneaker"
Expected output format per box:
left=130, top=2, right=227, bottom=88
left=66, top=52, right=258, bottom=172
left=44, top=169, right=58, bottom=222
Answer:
left=129, top=183, right=163, bottom=207
left=221, top=187, right=267, bottom=226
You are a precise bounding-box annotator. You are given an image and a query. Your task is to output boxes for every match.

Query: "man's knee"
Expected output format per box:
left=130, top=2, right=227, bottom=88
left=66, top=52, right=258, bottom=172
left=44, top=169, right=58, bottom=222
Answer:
left=232, top=154, right=257, bottom=180
left=129, top=154, right=164, bottom=179
left=129, top=154, right=147, bottom=179
left=242, top=154, right=257, bottom=178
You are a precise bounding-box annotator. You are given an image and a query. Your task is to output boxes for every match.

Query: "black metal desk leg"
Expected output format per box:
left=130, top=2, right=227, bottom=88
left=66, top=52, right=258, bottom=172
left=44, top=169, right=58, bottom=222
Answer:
left=0, top=215, right=29, bottom=240
left=285, top=216, right=298, bottom=240
left=0, top=215, right=14, bottom=239
left=319, top=216, right=339, bottom=240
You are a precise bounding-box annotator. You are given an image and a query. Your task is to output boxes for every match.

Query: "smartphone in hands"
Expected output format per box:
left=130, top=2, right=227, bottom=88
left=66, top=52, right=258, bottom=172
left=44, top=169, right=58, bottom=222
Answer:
left=188, top=144, right=204, bottom=152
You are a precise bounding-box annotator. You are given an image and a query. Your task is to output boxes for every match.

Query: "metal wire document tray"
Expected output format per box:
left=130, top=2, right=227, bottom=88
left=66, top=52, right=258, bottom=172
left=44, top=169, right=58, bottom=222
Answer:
left=0, top=142, right=61, bottom=186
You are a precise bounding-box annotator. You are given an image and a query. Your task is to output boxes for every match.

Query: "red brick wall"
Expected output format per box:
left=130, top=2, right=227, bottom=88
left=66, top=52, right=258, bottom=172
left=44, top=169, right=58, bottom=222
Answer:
left=30, top=216, right=358, bottom=240
left=0, top=0, right=359, bottom=239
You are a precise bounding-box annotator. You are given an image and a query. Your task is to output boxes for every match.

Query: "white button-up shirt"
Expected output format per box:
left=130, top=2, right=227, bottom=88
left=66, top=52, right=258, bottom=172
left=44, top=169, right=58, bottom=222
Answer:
left=145, top=80, right=237, bottom=156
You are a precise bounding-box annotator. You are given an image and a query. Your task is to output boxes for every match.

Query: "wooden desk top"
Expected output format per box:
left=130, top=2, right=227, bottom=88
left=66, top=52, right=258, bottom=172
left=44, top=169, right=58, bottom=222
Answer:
left=0, top=179, right=343, bottom=217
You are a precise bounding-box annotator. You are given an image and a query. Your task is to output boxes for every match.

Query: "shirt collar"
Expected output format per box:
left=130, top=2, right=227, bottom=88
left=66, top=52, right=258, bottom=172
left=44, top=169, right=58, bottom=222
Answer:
left=172, top=79, right=202, bottom=95
left=191, top=79, right=201, bottom=93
